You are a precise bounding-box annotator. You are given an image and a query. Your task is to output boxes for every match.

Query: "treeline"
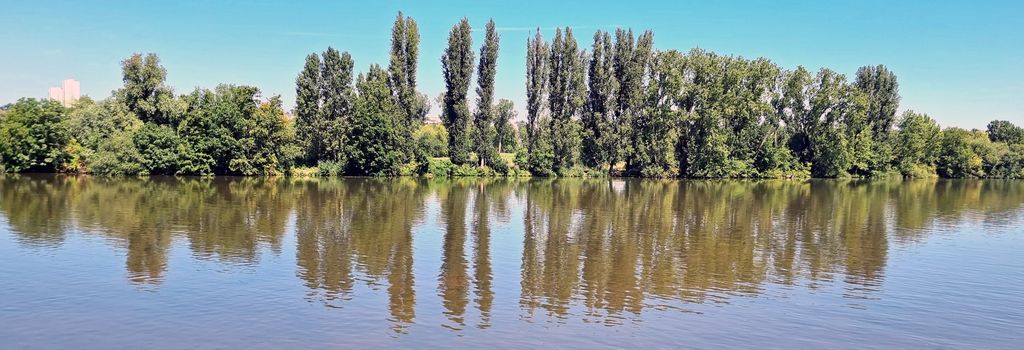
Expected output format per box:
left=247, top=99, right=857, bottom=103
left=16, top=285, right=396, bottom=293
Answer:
left=0, top=54, right=298, bottom=176
left=1, top=13, right=1022, bottom=178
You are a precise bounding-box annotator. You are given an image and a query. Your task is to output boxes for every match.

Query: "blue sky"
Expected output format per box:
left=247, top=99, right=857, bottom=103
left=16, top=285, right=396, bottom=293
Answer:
left=1, top=0, right=1021, bottom=128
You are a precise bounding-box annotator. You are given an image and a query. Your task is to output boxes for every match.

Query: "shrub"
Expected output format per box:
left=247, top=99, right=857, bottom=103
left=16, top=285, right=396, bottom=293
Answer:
left=426, top=158, right=454, bottom=177
left=316, top=160, right=345, bottom=176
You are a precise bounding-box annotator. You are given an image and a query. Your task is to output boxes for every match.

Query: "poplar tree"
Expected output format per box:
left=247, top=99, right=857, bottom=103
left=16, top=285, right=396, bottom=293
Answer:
left=610, top=29, right=653, bottom=172
left=547, top=27, right=585, bottom=173
left=320, top=47, right=354, bottom=162
left=295, top=53, right=322, bottom=164
left=622, top=30, right=653, bottom=174
left=583, top=30, right=616, bottom=169
left=474, top=19, right=502, bottom=170
left=525, top=29, right=551, bottom=174
left=441, top=18, right=475, bottom=165
left=389, top=12, right=427, bottom=125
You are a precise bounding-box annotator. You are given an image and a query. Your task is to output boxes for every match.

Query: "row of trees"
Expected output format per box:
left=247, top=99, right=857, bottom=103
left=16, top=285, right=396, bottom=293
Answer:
left=291, top=15, right=520, bottom=176
left=0, top=53, right=297, bottom=175
left=1, top=14, right=1022, bottom=178
left=517, top=28, right=1023, bottom=178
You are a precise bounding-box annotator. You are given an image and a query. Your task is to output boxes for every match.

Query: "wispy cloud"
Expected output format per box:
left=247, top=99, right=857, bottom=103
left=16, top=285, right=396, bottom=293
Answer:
left=282, top=31, right=345, bottom=38
left=492, top=24, right=625, bottom=33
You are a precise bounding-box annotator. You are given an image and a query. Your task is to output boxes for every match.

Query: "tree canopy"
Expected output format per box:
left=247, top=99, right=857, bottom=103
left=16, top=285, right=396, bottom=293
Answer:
left=3, top=17, right=1021, bottom=179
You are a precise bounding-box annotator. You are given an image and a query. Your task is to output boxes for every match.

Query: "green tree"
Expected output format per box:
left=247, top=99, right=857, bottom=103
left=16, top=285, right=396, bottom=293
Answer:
left=494, top=99, right=517, bottom=153
left=987, top=144, right=1024, bottom=178
left=389, top=12, right=428, bottom=125
left=987, top=120, right=1024, bottom=144
left=117, top=53, right=179, bottom=125
left=133, top=122, right=180, bottom=175
left=547, top=27, right=586, bottom=173
left=614, top=29, right=654, bottom=172
left=295, top=53, right=323, bottom=164
left=775, top=66, right=815, bottom=164
left=441, top=18, right=475, bottom=165
left=415, top=123, right=448, bottom=158
left=0, top=98, right=70, bottom=172
left=807, top=68, right=852, bottom=177
left=854, top=64, right=900, bottom=171
left=937, top=128, right=983, bottom=178
left=636, top=49, right=683, bottom=177
left=583, top=30, right=616, bottom=169
left=525, top=29, right=550, bottom=174
left=473, top=19, right=503, bottom=171
left=894, top=110, right=941, bottom=176
left=321, top=47, right=355, bottom=163
left=231, top=96, right=300, bottom=175
left=346, top=65, right=407, bottom=176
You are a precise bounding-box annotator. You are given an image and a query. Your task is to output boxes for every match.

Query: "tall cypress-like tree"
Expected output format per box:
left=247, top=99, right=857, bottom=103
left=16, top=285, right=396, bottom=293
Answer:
left=474, top=19, right=501, bottom=169
left=583, top=30, right=616, bottom=169
left=389, top=12, right=427, bottom=125
left=441, top=18, right=475, bottom=165
left=525, top=29, right=551, bottom=174
left=610, top=29, right=638, bottom=171
left=295, top=53, right=322, bottom=164
left=320, top=47, right=354, bottom=162
left=623, top=30, right=653, bottom=174
left=547, top=27, right=586, bottom=173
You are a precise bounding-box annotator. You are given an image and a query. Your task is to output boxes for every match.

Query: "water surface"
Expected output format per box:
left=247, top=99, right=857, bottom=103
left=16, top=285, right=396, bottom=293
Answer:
left=1, top=175, right=1023, bottom=349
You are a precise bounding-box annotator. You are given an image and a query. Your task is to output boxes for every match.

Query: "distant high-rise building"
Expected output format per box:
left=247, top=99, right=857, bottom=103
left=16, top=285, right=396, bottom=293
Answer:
left=47, top=79, right=80, bottom=107
left=48, top=87, right=63, bottom=102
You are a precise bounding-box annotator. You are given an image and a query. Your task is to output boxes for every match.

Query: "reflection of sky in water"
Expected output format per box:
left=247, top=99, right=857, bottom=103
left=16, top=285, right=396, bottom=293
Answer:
left=1, top=175, right=1023, bottom=348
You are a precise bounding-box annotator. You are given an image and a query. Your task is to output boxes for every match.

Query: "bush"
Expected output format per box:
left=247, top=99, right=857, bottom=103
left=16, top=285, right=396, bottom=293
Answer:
left=559, top=166, right=608, bottom=178
left=451, top=164, right=480, bottom=177
left=904, top=164, right=938, bottom=179
left=316, top=160, right=345, bottom=176
left=289, top=166, right=319, bottom=177
left=426, top=158, right=454, bottom=177
left=415, top=123, right=448, bottom=158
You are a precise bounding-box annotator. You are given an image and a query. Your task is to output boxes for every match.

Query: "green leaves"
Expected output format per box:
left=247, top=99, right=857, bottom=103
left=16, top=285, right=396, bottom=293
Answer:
left=0, top=99, right=70, bottom=173
left=441, top=18, right=475, bottom=165
left=345, top=65, right=406, bottom=176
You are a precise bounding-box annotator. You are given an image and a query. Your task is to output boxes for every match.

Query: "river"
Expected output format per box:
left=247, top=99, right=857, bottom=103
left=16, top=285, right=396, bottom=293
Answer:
left=1, top=175, right=1022, bottom=349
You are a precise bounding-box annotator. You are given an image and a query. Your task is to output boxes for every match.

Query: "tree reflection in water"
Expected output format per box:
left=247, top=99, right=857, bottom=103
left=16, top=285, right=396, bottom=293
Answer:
left=2, top=175, right=1022, bottom=331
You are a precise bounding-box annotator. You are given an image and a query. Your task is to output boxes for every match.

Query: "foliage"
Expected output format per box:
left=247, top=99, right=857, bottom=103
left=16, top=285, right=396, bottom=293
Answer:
left=426, top=157, right=455, bottom=177
left=583, top=30, right=616, bottom=169
left=2, top=26, right=1021, bottom=179
left=473, top=19, right=503, bottom=171
left=525, top=29, right=549, bottom=175
left=294, top=53, right=323, bottom=164
left=415, top=123, right=449, bottom=158
left=389, top=11, right=428, bottom=125
left=440, top=18, right=475, bottom=165
left=345, top=65, right=407, bottom=176
left=987, top=120, right=1024, bottom=145
left=118, top=53, right=180, bottom=124
left=0, top=98, right=71, bottom=172
left=494, top=99, right=517, bottom=153
left=547, top=27, right=586, bottom=174
left=937, top=128, right=983, bottom=178
left=894, top=111, right=941, bottom=176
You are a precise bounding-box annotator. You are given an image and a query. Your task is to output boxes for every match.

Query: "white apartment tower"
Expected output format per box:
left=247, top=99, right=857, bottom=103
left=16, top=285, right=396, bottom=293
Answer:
left=47, top=79, right=81, bottom=107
